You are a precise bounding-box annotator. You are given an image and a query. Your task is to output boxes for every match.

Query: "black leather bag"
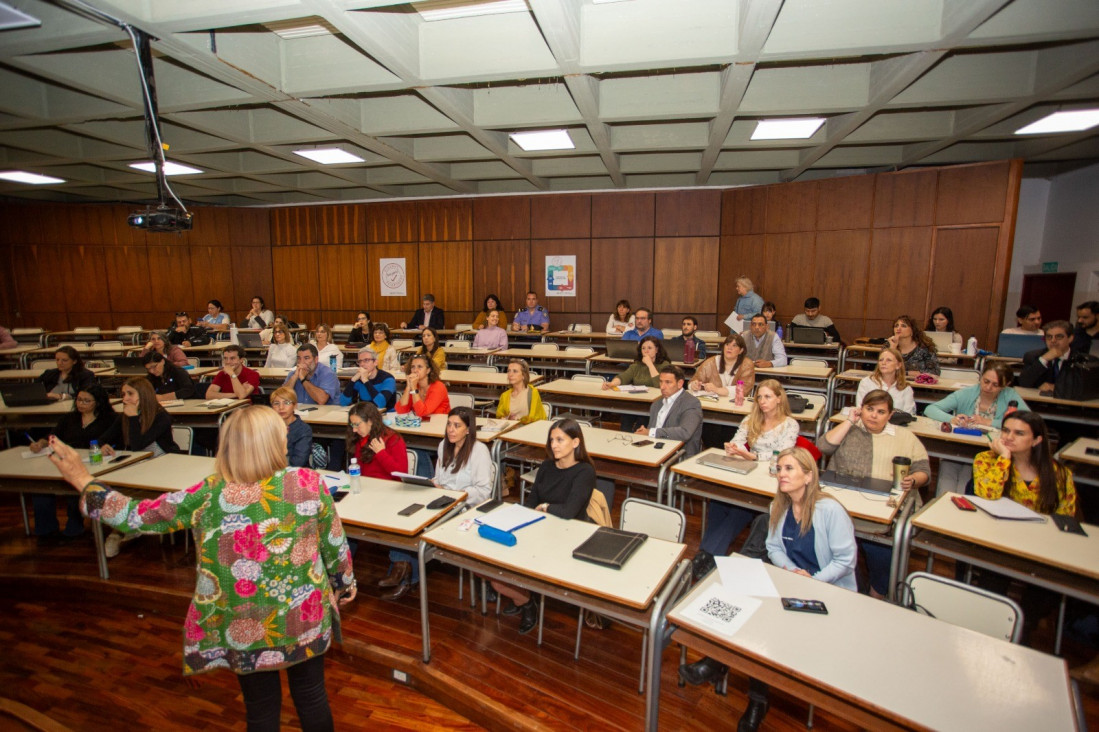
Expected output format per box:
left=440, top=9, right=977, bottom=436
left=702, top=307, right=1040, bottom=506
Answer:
left=889, top=411, right=916, bottom=426
left=1055, top=357, right=1099, bottom=401
left=787, top=394, right=809, bottom=414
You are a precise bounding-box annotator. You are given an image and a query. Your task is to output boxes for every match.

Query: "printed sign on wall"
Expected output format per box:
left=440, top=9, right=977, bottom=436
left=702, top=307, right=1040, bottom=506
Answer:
left=380, top=258, right=407, bottom=296
left=545, top=255, right=576, bottom=297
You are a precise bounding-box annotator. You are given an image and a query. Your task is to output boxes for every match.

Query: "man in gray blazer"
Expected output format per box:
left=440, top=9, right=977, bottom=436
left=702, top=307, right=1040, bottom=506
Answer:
left=635, top=365, right=703, bottom=456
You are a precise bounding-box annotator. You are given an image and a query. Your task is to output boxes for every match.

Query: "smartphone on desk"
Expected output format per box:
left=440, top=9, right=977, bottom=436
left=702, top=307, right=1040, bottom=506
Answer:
left=1085, top=447, right=1099, bottom=457
left=633, top=439, right=654, bottom=447
left=781, top=598, right=828, bottom=614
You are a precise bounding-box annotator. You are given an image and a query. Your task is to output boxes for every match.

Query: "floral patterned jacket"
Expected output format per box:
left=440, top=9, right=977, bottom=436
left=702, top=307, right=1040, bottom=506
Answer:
left=80, top=467, right=354, bottom=676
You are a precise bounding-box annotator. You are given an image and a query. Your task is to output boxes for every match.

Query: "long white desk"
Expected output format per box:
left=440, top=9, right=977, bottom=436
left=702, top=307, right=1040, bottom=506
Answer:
left=535, top=377, right=661, bottom=420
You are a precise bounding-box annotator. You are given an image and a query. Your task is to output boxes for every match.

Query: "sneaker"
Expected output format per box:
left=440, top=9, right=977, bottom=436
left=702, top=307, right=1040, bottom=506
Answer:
left=104, top=532, right=123, bottom=559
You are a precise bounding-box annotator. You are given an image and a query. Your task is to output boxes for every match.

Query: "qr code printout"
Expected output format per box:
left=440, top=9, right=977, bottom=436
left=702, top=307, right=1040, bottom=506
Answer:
left=699, top=597, right=742, bottom=624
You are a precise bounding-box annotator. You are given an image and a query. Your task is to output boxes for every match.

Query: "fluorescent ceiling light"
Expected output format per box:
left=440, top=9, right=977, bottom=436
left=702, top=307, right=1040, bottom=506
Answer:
left=130, top=161, right=203, bottom=176
left=265, top=17, right=335, bottom=39
left=292, top=148, right=365, bottom=164
left=750, top=118, right=826, bottom=140
left=0, top=2, right=41, bottom=31
left=510, top=129, right=574, bottom=151
left=0, top=170, right=64, bottom=184
left=592, top=0, right=633, bottom=4
left=413, top=0, right=528, bottom=22
left=1015, top=109, right=1099, bottom=135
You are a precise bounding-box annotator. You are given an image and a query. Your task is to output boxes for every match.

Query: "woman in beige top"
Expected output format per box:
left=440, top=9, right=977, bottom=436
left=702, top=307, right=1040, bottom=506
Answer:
left=689, top=334, right=755, bottom=396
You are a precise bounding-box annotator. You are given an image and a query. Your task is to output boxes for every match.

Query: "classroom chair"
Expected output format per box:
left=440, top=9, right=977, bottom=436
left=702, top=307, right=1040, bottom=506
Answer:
left=531, top=343, right=558, bottom=354
left=454, top=323, right=473, bottom=332
left=172, top=426, right=194, bottom=455
left=901, top=571, right=1023, bottom=643
left=450, top=393, right=475, bottom=410
left=445, top=340, right=471, bottom=350
left=939, top=367, right=979, bottom=384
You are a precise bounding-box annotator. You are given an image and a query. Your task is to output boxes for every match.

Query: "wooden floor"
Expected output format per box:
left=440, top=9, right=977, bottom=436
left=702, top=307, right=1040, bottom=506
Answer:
left=2, top=492, right=1096, bottom=731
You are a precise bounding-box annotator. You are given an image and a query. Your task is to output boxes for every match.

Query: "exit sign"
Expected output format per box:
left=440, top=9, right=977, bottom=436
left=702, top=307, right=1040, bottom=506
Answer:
left=1042, top=261, right=1058, bottom=273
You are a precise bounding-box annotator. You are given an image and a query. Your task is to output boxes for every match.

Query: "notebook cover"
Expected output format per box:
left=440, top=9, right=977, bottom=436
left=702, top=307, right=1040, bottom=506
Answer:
left=572, top=526, right=648, bottom=569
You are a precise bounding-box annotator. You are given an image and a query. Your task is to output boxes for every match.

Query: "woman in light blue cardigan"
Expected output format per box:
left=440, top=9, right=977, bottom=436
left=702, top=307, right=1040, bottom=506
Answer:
left=924, top=363, right=1029, bottom=430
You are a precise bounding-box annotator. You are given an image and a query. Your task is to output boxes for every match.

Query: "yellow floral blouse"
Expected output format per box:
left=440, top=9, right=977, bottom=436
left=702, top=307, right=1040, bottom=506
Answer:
left=972, top=451, right=1076, bottom=516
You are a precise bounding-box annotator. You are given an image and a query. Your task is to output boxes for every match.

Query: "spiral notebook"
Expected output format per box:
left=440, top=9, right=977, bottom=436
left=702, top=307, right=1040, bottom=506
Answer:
left=572, top=527, right=648, bottom=569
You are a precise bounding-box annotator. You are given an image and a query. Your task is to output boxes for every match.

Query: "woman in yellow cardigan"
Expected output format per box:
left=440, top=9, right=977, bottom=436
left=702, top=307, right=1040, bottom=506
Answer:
left=417, top=327, right=447, bottom=373
left=497, top=358, right=546, bottom=424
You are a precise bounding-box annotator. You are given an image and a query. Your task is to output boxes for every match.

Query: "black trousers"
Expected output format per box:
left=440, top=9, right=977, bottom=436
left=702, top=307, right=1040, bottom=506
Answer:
left=237, top=654, right=333, bottom=732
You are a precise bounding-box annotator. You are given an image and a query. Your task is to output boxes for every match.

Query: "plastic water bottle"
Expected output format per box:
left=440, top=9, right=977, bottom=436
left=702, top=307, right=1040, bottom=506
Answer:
left=329, top=354, right=337, bottom=371
left=89, top=440, right=102, bottom=465
left=683, top=337, right=696, bottom=364
left=769, top=450, right=779, bottom=475
left=229, top=323, right=239, bottom=345
left=776, top=324, right=784, bottom=340
left=966, top=336, right=978, bottom=356
left=734, top=380, right=745, bottom=406
left=348, top=458, right=361, bottom=494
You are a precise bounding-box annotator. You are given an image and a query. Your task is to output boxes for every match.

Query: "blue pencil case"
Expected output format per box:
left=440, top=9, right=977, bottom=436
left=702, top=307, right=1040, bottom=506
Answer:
left=477, top=524, right=517, bottom=546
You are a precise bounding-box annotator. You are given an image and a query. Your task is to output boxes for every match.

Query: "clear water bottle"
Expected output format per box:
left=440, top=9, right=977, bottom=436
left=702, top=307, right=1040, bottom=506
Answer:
left=229, top=323, right=239, bottom=345
left=966, top=336, right=978, bottom=356
left=329, top=354, right=337, bottom=371
left=348, top=458, right=361, bottom=494
left=776, top=324, right=784, bottom=340
left=89, top=440, right=102, bottom=464
left=734, top=380, right=745, bottom=406
left=769, top=449, right=779, bottom=475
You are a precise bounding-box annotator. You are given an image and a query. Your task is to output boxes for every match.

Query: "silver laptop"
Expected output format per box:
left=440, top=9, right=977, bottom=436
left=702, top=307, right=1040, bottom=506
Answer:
left=926, top=331, right=955, bottom=352
left=0, top=383, right=53, bottom=407
left=698, top=453, right=759, bottom=475
left=238, top=332, right=264, bottom=348
left=112, top=356, right=147, bottom=375
left=820, top=469, right=894, bottom=495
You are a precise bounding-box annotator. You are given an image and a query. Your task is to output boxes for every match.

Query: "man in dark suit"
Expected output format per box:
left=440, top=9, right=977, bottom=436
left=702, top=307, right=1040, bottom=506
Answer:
left=1074, top=301, right=1099, bottom=356
left=401, top=293, right=445, bottom=331
left=1019, top=320, right=1075, bottom=395
left=635, top=365, right=703, bottom=456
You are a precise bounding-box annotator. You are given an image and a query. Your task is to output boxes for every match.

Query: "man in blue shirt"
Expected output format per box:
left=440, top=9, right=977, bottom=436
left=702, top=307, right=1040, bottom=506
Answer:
left=512, top=291, right=550, bottom=332
left=339, top=347, right=397, bottom=410
left=284, top=344, right=339, bottom=405
left=622, top=308, right=663, bottom=341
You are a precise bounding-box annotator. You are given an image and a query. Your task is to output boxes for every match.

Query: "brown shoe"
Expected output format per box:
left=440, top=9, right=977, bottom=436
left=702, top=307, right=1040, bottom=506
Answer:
left=381, top=577, right=415, bottom=601
left=378, top=561, right=409, bottom=589
left=1071, top=656, right=1099, bottom=687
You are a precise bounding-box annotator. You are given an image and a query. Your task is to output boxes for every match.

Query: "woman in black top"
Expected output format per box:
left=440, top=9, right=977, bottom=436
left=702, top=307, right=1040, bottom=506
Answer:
left=99, top=377, right=178, bottom=457
left=347, top=311, right=372, bottom=345
left=28, top=385, right=117, bottom=541
left=38, top=345, right=98, bottom=401
left=141, top=351, right=196, bottom=400
left=492, top=418, right=596, bottom=635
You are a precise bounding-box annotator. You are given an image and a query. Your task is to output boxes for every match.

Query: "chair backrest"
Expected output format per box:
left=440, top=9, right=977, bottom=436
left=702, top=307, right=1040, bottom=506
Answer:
left=445, top=340, right=471, bottom=350
left=186, top=357, right=200, bottom=368
left=468, top=365, right=498, bottom=373
left=571, top=374, right=605, bottom=385
left=454, top=323, right=473, bottom=332
left=116, top=325, right=142, bottom=333
left=903, top=571, right=1023, bottom=643
left=406, top=449, right=418, bottom=476
left=568, top=323, right=592, bottom=333
left=12, top=327, right=44, bottom=335
left=450, top=392, right=475, bottom=410
left=91, top=341, right=125, bottom=350
left=789, top=357, right=829, bottom=368
left=564, top=346, right=595, bottom=356
left=392, top=339, right=415, bottom=350
left=172, top=426, right=194, bottom=455
left=30, top=359, right=56, bottom=369
left=58, top=342, right=86, bottom=349
left=619, top=497, right=686, bottom=542
left=695, top=330, right=721, bottom=340
left=940, top=367, right=979, bottom=384
left=332, top=324, right=353, bottom=333
left=531, top=343, right=558, bottom=353
left=73, top=326, right=101, bottom=333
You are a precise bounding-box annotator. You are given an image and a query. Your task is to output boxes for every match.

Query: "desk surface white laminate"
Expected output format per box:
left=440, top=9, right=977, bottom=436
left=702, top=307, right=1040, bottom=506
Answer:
left=501, top=419, right=682, bottom=469
left=666, top=567, right=1074, bottom=732
left=336, top=476, right=467, bottom=536
left=588, top=354, right=701, bottom=370
left=672, top=448, right=900, bottom=525
left=827, top=414, right=993, bottom=450
left=912, top=493, right=1099, bottom=581
left=300, top=406, right=517, bottom=444
left=1060, top=438, right=1099, bottom=467
left=0, top=446, right=150, bottom=482
left=0, top=365, right=115, bottom=382
left=424, top=509, right=685, bottom=609
left=493, top=347, right=596, bottom=362
left=94, top=453, right=217, bottom=492
left=1015, top=386, right=1099, bottom=410
left=0, top=399, right=117, bottom=418
left=0, top=345, right=41, bottom=358
left=436, top=370, right=543, bottom=388
left=697, top=391, right=825, bottom=424
left=836, top=369, right=972, bottom=392
left=114, top=398, right=249, bottom=418
left=537, top=377, right=661, bottom=406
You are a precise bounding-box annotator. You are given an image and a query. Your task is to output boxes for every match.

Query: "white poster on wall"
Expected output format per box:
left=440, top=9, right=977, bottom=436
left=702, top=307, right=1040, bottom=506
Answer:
left=545, top=255, right=576, bottom=297
left=379, top=258, right=407, bottom=297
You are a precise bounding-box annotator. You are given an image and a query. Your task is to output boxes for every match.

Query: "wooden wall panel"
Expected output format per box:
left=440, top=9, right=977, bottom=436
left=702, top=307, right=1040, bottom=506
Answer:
left=529, top=239, right=590, bottom=315
left=315, top=205, right=365, bottom=244
left=759, top=233, right=816, bottom=315
left=721, top=186, right=768, bottom=236
left=231, top=247, right=276, bottom=318
left=146, top=245, right=194, bottom=317
left=11, top=245, right=64, bottom=313
left=183, top=207, right=232, bottom=248
left=531, top=195, right=591, bottom=239
left=873, top=169, right=937, bottom=228
left=591, top=192, right=654, bottom=238
left=102, top=246, right=151, bottom=313
left=929, top=227, right=1002, bottom=347
left=188, top=244, right=239, bottom=314
left=812, top=230, right=872, bottom=321
left=653, top=237, right=719, bottom=314
left=765, top=180, right=818, bottom=233
left=227, top=208, right=271, bottom=247
left=365, top=243, right=419, bottom=313
left=472, top=240, right=530, bottom=316
left=816, top=176, right=875, bottom=231
left=473, top=197, right=530, bottom=240
left=270, top=207, right=318, bottom=245
left=317, top=244, right=369, bottom=312
left=18, top=312, right=71, bottom=331
left=272, top=246, right=320, bottom=311
left=590, top=238, right=654, bottom=317
left=717, top=235, right=765, bottom=329
left=866, top=228, right=932, bottom=319
left=655, top=190, right=721, bottom=237
left=936, top=162, right=1010, bottom=225
left=418, top=241, right=473, bottom=318
left=366, top=202, right=419, bottom=243
left=419, top=200, right=472, bottom=242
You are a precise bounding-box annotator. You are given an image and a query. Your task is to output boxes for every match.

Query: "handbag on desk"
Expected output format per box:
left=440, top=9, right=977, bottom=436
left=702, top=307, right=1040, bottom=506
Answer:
left=1055, top=356, right=1099, bottom=401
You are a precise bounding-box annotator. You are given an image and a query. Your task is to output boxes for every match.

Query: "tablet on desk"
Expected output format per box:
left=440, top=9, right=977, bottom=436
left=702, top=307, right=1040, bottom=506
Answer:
left=390, top=471, right=437, bottom=488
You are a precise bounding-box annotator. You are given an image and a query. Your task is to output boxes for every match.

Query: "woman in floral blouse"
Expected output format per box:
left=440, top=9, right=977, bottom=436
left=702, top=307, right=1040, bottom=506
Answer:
left=48, top=405, right=356, bottom=731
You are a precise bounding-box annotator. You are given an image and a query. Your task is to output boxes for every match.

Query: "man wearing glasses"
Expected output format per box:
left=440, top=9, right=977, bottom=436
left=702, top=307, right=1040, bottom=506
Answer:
left=339, top=347, right=397, bottom=411
left=205, top=345, right=259, bottom=399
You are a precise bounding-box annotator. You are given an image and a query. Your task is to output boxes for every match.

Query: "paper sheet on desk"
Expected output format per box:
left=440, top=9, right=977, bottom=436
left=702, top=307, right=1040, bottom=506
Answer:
left=475, top=503, right=545, bottom=532
left=715, top=556, right=779, bottom=597
left=21, top=448, right=53, bottom=459
left=969, top=495, right=1045, bottom=521
left=321, top=473, right=348, bottom=494
left=679, top=584, right=761, bottom=637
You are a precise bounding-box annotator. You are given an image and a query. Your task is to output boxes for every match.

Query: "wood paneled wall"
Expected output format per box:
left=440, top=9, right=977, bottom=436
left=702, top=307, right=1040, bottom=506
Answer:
left=0, top=160, right=1022, bottom=346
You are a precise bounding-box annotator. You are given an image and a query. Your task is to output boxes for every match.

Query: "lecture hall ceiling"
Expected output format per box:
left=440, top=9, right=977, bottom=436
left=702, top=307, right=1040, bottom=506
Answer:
left=0, top=0, right=1097, bottom=206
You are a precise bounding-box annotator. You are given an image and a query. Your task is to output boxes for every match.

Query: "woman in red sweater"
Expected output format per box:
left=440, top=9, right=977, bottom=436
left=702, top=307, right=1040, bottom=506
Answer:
left=396, top=354, right=450, bottom=417
left=345, top=402, right=407, bottom=478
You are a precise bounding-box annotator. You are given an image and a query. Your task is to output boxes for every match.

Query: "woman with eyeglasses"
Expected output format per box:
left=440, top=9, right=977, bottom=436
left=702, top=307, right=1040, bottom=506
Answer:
left=270, top=386, right=312, bottom=468
left=312, top=324, right=343, bottom=371
left=265, top=324, right=297, bottom=369
left=925, top=363, right=1030, bottom=430
left=347, top=311, right=372, bottom=345
left=244, top=296, right=274, bottom=330
left=200, top=299, right=229, bottom=332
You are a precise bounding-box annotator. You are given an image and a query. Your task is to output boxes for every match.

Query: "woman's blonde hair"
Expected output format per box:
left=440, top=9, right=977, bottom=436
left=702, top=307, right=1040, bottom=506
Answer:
left=768, top=447, right=833, bottom=536
left=507, top=358, right=531, bottom=388
left=270, top=385, right=297, bottom=405
left=742, top=379, right=792, bottom=445
left=214, top=405, right=288, bottom=483
left=871, top=347, right=908, bottom=389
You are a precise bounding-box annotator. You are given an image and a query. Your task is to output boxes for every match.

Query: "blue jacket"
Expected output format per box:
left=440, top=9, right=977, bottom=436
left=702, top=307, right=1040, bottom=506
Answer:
left=766, top=498, right=857, bottom=591
left=339, top=370, right=397, bottom=410
left=623, top=326, right=664, bottom=341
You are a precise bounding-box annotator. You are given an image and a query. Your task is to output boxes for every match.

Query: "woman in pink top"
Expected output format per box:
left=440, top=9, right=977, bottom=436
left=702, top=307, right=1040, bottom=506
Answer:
left=472, top=310, right=508, bottom=350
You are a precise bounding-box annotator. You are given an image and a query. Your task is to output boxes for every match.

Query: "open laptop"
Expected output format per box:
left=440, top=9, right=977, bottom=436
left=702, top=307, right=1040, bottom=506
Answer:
left=662, top=338, right=685, bottom=362
left=819, top=469, right=894, bottom=495
left=698, top=453, right=759, bottom=475
left=0, top=383, right=54, bottom=407
left=238, top=332, right=264, bottom=348
left=605, top=339, right=639, bottom=359
left=996, top=333, right=1044, bottom=359
left=112, top=356, right=148, bottom=376
left=789, top=324, right=827, bottom=344
left=926, top=330, right=956, bottom=352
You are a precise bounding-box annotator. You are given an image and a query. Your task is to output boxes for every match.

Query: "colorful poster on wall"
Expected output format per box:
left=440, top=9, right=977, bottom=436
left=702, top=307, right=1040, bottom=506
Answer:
left=545, top=255, right=576, bottom=297
left=380, top=258, right=407, bottom=296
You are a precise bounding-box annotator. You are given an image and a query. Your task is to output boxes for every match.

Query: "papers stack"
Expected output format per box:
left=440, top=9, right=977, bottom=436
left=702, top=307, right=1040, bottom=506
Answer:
left=474, top=503, right=545, bottom=532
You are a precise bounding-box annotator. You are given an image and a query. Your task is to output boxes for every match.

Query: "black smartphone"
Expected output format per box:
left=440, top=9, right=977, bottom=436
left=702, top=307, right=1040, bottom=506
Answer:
left=654, top=442, right=665, bottom=449
left=107, top=453, right=131, bottom=463
left=781, top=598, right=828, bottom=614
left=1052, top=514, right=1088, bottom=536
left=477, top=499, right=503, bottom=513
left=1085, top=447, right=1099, bottom=457
left=426, top=496, right=456, bottom=510
left=332, top=491, right=348, bottom=503
left=633, top=439, right=654, bottom=447
left=398, top=503, right=424, bottom=517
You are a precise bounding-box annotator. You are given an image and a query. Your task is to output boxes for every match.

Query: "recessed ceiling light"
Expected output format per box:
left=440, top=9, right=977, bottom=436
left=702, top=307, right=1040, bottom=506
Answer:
left=265, top=17, right=336, bottom=39
left=413, top=0, right=528, bottom=22
left=750, top=118, right=826, bottom=140
left=292, top=148, right=365, bottom=165
left=0, top=170, right=64, bottom=184
left=592, top=0, right=633, bottom=4
left=130, top=161, right=203, bottom=176
left=0, top=2, right=41, bottom=31
left=510, top=129, right=574, bottom=151
left=1015, top=109, right=1099, bottom=135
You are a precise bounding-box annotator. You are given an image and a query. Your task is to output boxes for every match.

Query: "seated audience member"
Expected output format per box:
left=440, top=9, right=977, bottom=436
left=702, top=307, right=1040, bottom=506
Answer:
left=622, top=307, right=663, bottom=341
left=692, top=380, right=799, bottom=579
left=243, top=296, right=274, bottom=329
left=512, top=291, right=550, bottom=333
left=28, top=385, right=117, bottom=542
left=270, top=386, right=312, bottom=468
left=606, top=299, right=635, bottom=335
left=418, top=327, right=447, bottom=372
left=260, top=314, right=295, bottom=345
left=340, top=347, right=397, bottom=411
left=472, top=295, right=504, bottom=330
left=284, top=344, right=339, bottom=406
left=1018, top=320, right=1079, bottom=395
left=401, top=293, right=445, bottom=331
left=636, top=365, right=703, bottom=457
left=0, top=325, right=16, bottom=349
left=603, top=336, right=670, bottom=432
left=312, top=324, right=343, bottom=371
left=791, top=297, right=841, bottom=342
left=346, top=402, right=408, bottom=478
left=817, top=390, right=929, bottom=599
left=199, top=299, right=230, bottom=332
left=926, top=363, right=1029, bottom=429
left=492, top=419, right=596, bottom=634
left=140, top=331, right=188, bottom=368
left=689, top=334, right=755, bottom=396
left=760, top=301, right=783, bottom=340
left=38, top=346, right=98, bottom=401
left=497, top=358, right=547, bottom=424
left=887, top=314, right=940, bottom=376
left=1074, top=301, right=1099, bottom=355
left=205, top=345, right=259, bottom=400
left=396, top=354, right=450, bottom=418
left=369, top=323, right=402, bottom=373
left=264, top=324, right=297, bottom=369
left=744, top=314, right=787, bottom=368
left=727, top=276, right=764, bottom=328
left=167, top=312, right=210, bottom=347
left=142, top=352, right=196, bottom=401
left=472, top=310, right=508, bottom=349
left=680, top=447, right=856, bottom=732
left=1001, top=304, right=1042, bottom=335
left=667, top=316, right=708, bottom=361
left=856, top=347, right=916, bottom=416
left=347, top=311, right=372, bottom=345
left=926, top=306, right=963, bottom=349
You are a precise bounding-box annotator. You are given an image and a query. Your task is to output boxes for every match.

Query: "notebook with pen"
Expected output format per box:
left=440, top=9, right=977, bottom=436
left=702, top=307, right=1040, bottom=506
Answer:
left=475, top=503, right=545, bottom=533
left=572, top=526, right=648, bottom=569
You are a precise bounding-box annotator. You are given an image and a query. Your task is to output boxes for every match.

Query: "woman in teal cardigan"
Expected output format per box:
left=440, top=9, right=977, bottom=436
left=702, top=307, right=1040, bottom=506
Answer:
left=924, top=363, right=1029, bottom=429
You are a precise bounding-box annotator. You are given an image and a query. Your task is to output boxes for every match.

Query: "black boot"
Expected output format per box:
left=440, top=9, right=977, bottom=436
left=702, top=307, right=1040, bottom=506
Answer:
left=518, top=597, right=539, bottom=635
left=678, top=656, right=728, bottom=686
left=691, top=550, right=716, bottom=581
left=737, top=698, right=769, bottom=732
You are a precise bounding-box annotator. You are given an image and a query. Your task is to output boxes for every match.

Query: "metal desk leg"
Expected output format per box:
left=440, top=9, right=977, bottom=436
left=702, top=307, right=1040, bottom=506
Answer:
left=18, top=491, right=30, bottom=535
left=887, top=492, right=917, bottom=604
left=646, top=560, right=691, bottom=732
left=94, top=519, right=108, bottom=580
left=418, top=540, right=431, bottom=663
left=1056, top=594, right=1067, bottom=656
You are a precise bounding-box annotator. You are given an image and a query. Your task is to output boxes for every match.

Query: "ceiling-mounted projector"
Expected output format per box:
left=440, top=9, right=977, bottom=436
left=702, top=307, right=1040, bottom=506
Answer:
left=127, top=206, right=193, bottom=233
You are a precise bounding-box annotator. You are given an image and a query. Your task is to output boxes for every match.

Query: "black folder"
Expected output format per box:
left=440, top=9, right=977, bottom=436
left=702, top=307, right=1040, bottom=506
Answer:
left=572, top=526, right=648, bottom=569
